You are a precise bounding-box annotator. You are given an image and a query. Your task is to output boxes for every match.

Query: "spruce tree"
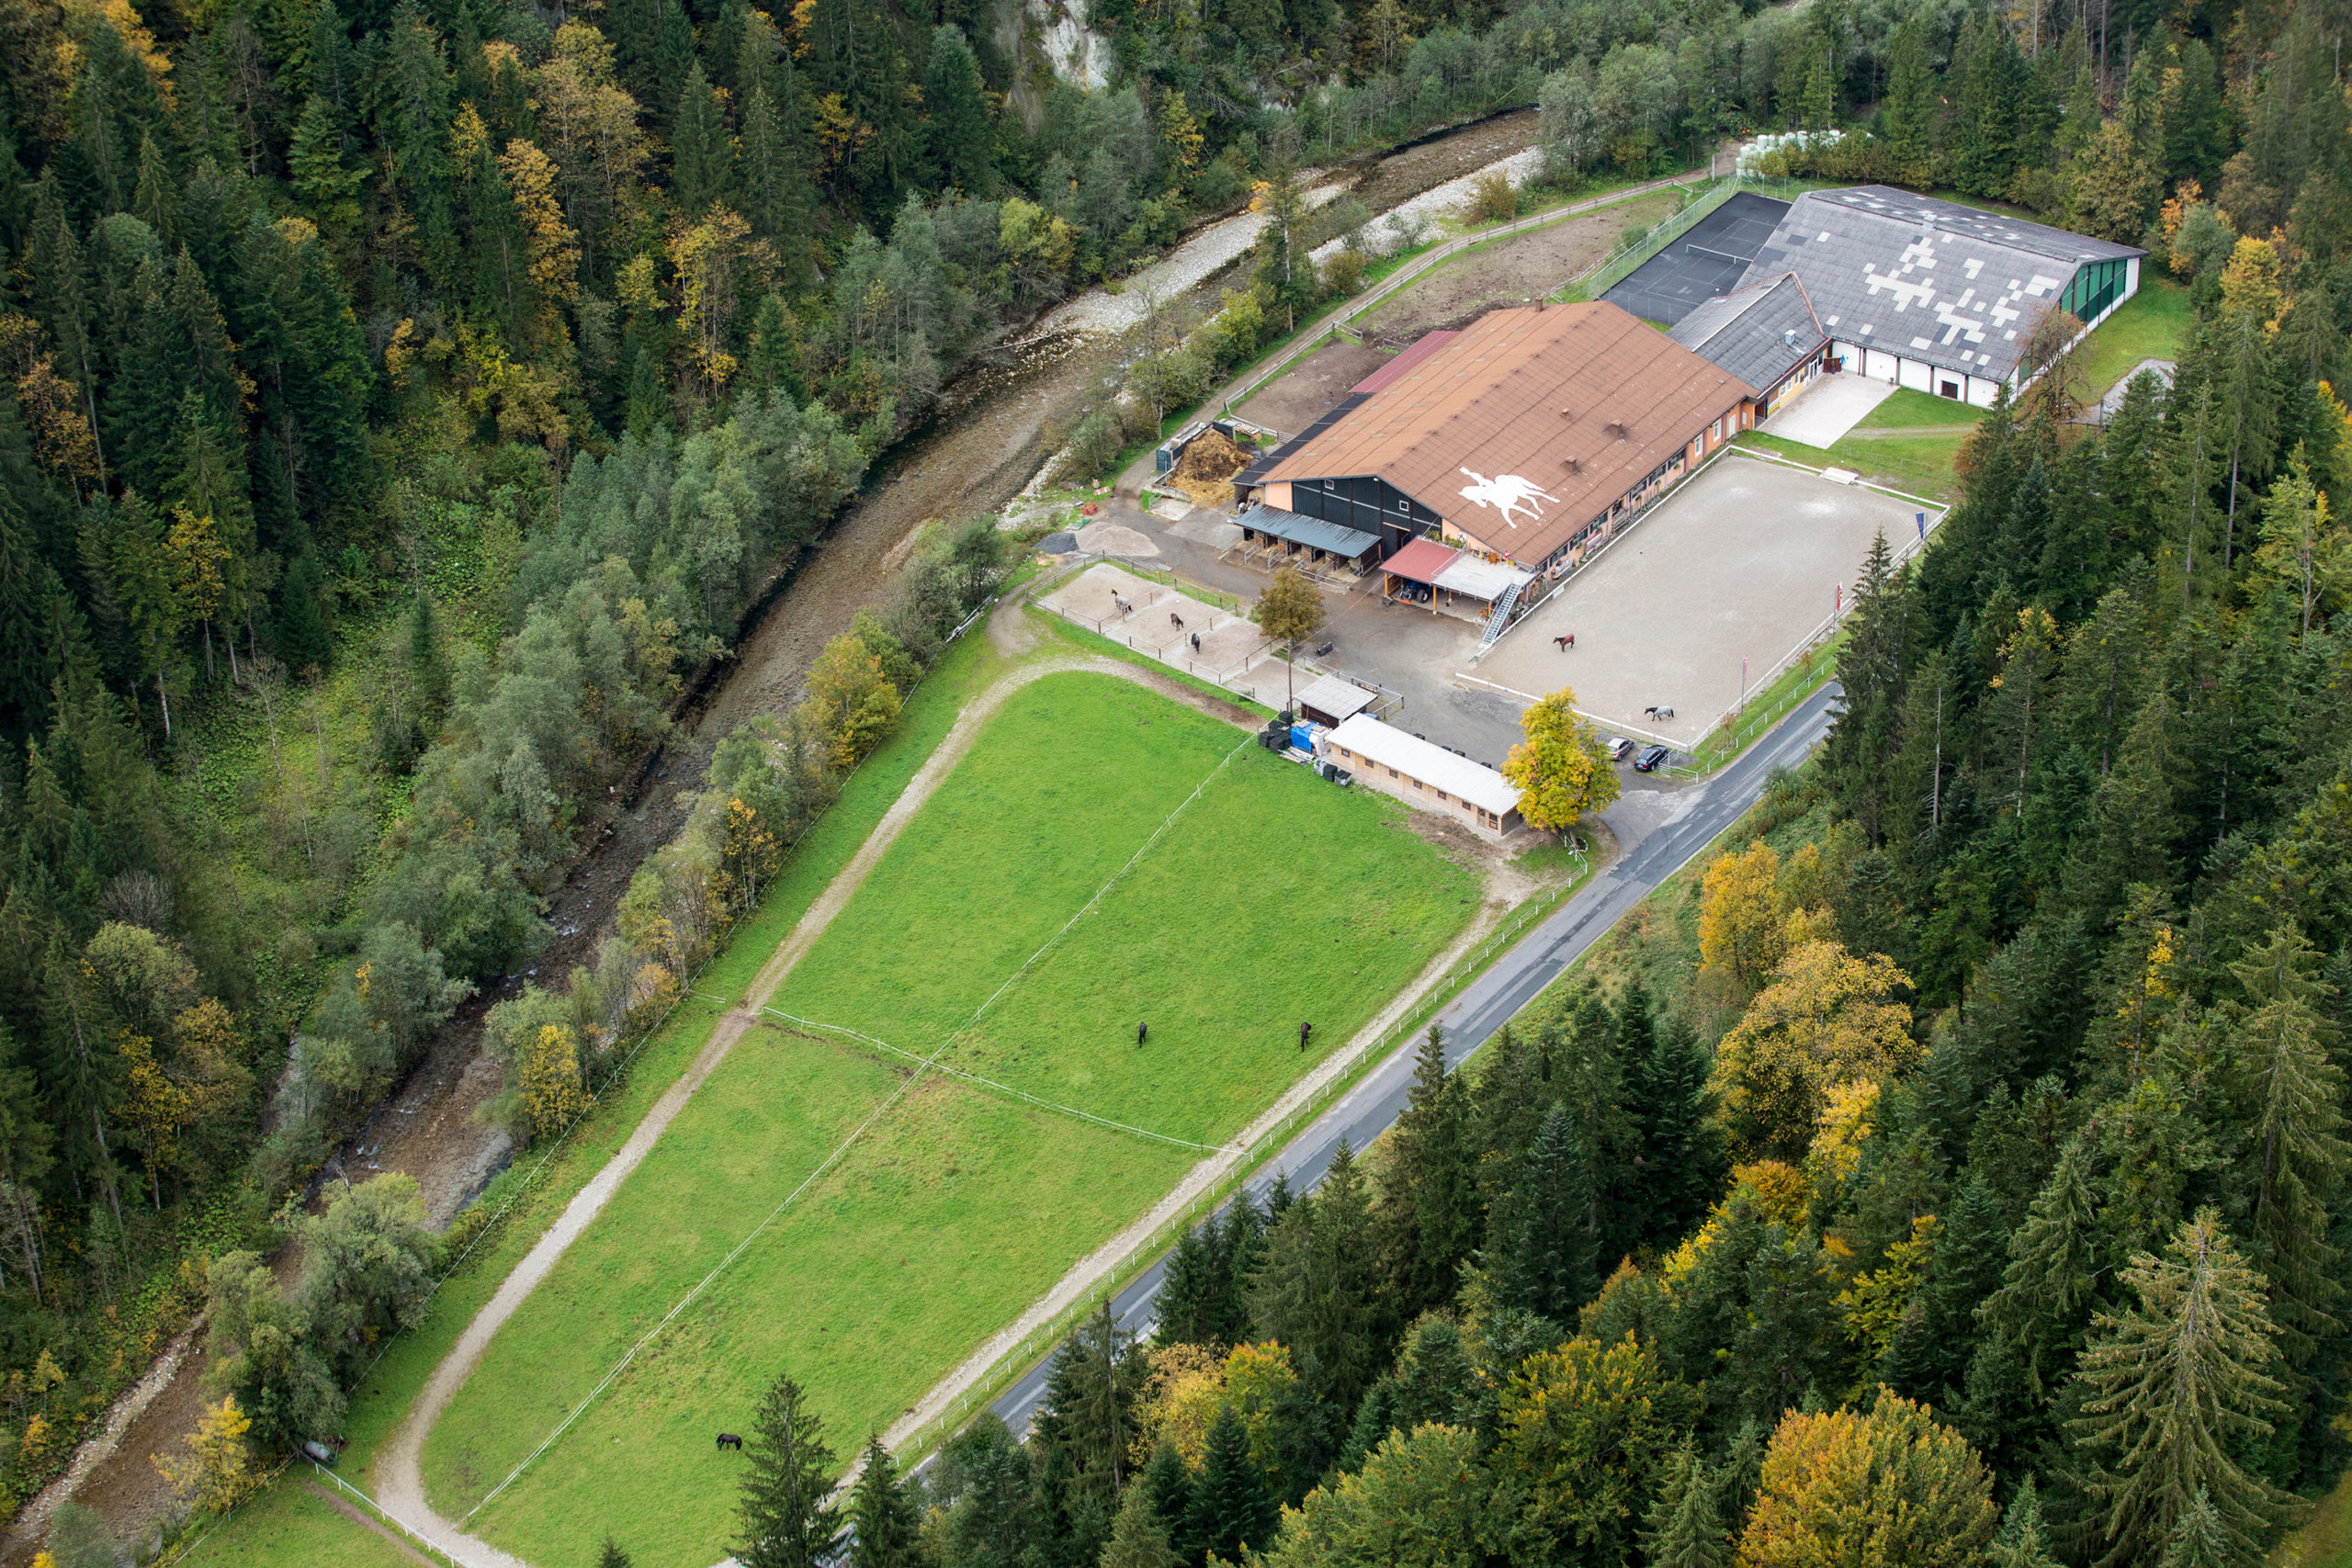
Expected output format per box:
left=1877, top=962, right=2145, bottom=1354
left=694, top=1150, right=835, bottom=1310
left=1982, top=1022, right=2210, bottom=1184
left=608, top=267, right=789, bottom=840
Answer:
left=922, top=26, right=994, bottom=195
left=1157, top=1221, right=1226, bottom=1348
left=734, top=1371, right=841, bottom=1568
left=1249, top=1140, right=1383, bottom=1407
left=1630, top=1013, right=1726, bottom=1248
left=1921, top=1176, right=2010, bottom=1386
left=1102, top=1472, right=1180, bottom=1568
left=848, top=1433, right=918, bottom=1568
left=737, top=79, right=815, bottom=288
left=1642, top=1446, right=1732, bottom=1568
left=2225, top=920, right=2346, bottom=1359
left=1035, top=1299, right=1145, bottom=1498
left=671, top=62, right=733, bottom=216
left=1378, top=1024, right=1480, bottom=1316
left=1485, top=1103, right=1598, bottom=1322
left=2156, top=1487, right=2230, bottom=1568
left=1990, top=1477, right=2062, bottom=1568
left=596, top=1538, right=633, bottom=1568
left=2071, top=1210, right=2291, bottom=1568
left=1881, top=17, right=1935, bottom=169
left=1139, top=1438, right=1193, bottom=1548
left=1185, top=1406, right=1276, bottom=1562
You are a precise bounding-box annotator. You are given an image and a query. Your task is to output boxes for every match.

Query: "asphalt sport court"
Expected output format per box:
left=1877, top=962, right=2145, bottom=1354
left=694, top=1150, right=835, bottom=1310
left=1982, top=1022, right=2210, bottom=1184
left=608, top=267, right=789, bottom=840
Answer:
left=1475, top=456, right=1938, bottom=750
left=1599, top=191, right=1791, bottom=325
left=422, top=672, right=1478, bottom=1568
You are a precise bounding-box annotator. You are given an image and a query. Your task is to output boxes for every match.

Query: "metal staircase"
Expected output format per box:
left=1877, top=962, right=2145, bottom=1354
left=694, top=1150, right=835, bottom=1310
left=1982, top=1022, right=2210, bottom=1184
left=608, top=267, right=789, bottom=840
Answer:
left=1477, top=577, right=1526, bottom=650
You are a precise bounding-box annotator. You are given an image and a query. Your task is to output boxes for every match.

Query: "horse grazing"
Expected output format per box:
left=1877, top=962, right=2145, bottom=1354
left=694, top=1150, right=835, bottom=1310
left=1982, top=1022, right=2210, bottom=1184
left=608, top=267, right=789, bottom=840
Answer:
left=716, top=1432, right=745, bottom=1451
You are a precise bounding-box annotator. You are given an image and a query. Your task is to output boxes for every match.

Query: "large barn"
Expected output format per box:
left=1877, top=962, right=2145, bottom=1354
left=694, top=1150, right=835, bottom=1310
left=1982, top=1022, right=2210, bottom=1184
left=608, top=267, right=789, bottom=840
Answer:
left=1739, top=185, right=2143, bottom=406
left=1256, top=303, right=1757, bottom=574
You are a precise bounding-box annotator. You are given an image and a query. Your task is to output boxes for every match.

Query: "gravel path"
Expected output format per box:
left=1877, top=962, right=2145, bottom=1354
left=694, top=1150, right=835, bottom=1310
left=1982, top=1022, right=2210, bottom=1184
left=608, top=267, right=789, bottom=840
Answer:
left=373, top=620, right=1262, bottom=1568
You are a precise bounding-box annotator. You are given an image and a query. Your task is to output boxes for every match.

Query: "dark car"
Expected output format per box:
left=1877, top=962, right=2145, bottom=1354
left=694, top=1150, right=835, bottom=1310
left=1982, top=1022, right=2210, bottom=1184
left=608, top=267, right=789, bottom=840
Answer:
left=1634, top=744, right=1670, bottom=773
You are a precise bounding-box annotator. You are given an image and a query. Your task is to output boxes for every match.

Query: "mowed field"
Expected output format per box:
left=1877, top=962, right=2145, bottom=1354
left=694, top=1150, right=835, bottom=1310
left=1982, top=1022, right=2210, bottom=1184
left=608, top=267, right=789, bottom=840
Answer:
left=425, top=671, right=1481, bottom=1567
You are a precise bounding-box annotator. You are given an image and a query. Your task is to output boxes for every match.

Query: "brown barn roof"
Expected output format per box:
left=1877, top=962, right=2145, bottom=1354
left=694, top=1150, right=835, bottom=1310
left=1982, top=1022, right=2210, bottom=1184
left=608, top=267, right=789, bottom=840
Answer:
left=1264, top=303, right=1756, bottom=565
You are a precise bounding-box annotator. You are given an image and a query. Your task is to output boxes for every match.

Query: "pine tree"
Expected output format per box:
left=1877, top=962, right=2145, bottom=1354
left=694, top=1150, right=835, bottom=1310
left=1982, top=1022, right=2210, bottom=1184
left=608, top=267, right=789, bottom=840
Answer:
left=1920, top=1177, right=2009, bottom=1387
left=671, top=62, right=733, bottom=216
left=848, top=1433, right=919, bottom=1568
left=597, top=1538, right=633, bottom=1568
left=2225, top=920, right=2346, bottom=1359
left=735, top=1371, right=841, bottom=1568
left=289, top=95, right=365, bottom=235
left=1185, top=1406, right=1276, bottom=1562
left=1157, top=1221, right=1226, bottom=1348
left=1378, top=1025, right=1480, bottom=1316
left=1951, top=13, right=2024, bottom=198
left=2071, top=1210, right=2292, bottom=1568
left=922, top=26, right=993, bottom=195
left=1139, top=1438, right=1192, bottom=1550
left=653, top=0, right=699, bottom=125
left=275, top=547, right=333, bottom=673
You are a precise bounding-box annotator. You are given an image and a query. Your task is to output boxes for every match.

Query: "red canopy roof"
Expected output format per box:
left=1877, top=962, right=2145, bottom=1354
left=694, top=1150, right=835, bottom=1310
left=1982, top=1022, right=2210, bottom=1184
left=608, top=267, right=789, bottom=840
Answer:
left=1383, top=536, right=1462, bottom=585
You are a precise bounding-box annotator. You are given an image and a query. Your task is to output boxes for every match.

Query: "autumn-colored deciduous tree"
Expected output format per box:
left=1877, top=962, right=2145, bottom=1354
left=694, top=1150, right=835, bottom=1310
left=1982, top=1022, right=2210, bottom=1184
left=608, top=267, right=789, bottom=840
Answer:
left=1736, top=1389, right=1998, bottom=1568
left=803, top=631, right=903, bottom=769
left=1712, top=942, right=1917, bottom=1161
left=1488, top=1334, right=1699, bottom=1565
left=1258, top=1422, right=1488, bottom=1568
left=1503, top=687, right=1620, bottom=836
left=1251, top=567, right=1327, bottom=711
left=153, top=1394, right=256, bottom=1513
left=520, top=1022, right=591, bottom=1137
left=1699, top=840, right=1785, bottom=991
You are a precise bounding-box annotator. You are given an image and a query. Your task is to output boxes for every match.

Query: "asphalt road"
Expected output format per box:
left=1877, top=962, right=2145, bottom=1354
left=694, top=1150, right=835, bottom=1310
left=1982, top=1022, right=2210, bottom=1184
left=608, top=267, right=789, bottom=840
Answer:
left=987, top=681, right=1842, bottom=1438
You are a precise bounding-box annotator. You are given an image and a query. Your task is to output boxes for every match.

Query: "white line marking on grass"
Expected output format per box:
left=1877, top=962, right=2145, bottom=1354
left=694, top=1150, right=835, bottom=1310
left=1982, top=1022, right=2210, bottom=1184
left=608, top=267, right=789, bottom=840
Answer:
left=462, top=733, right=1252, bottom=1520
left=760, top=1010, right=1227, bottom=1153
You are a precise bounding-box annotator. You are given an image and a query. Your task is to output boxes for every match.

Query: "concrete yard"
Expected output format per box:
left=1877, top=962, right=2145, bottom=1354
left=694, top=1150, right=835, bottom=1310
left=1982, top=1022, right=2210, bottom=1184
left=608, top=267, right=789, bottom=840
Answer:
left=1474, top=455, right=1937, bottom=749
left=1759, top=373, right=1897, bottom=448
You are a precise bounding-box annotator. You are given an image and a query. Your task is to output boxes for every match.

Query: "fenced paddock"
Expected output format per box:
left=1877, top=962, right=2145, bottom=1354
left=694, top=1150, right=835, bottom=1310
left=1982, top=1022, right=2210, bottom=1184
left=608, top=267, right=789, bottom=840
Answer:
left=1475, top=455, right=1939, bottom=750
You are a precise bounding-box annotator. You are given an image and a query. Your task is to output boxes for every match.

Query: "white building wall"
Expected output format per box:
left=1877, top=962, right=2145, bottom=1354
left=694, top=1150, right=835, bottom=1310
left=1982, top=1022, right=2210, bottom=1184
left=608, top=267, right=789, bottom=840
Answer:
left=1898, top=358, right=1932, bottom=392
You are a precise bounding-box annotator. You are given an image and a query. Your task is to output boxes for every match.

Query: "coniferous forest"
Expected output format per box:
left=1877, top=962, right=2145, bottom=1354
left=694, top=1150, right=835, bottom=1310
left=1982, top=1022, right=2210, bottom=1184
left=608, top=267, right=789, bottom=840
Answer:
left=0, top=0, right=2346, bottom=1550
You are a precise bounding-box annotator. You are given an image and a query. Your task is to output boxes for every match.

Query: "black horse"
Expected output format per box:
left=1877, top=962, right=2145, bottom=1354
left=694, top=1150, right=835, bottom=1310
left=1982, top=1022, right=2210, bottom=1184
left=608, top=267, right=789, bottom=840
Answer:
left=717, top=1432, right=744, bottom=1451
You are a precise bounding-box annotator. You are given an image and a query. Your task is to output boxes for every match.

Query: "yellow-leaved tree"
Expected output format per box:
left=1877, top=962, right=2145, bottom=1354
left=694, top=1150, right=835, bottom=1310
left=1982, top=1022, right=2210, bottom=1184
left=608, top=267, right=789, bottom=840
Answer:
left=1502, top=687, right=1619, bottom=837
left=1699, top=840, right=1786, bottom=990
left=520, top=1023, right=590, bottom=1138
left=154, top=1394, right=257, bottom=1514
left=1737, top=1389, right=1998, bottom=1568
left=803, top=632, right=903, bottom=769
left=1712, top=942, right=1917, bottom=1161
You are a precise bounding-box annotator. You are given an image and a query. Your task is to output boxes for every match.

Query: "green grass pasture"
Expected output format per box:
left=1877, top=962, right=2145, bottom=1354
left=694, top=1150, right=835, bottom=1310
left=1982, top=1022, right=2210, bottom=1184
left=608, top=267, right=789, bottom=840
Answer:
left=2076, top=276, right=2190, bottom=399
left=424, top=671, right=1476, bottom=1566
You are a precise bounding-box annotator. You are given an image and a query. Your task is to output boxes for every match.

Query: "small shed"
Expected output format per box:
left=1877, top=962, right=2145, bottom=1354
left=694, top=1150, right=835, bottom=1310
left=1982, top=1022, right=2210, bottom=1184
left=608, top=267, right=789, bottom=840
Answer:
left=1317, top=715, right=1524, bottom=840
left=1295, top=673, right=1379, bottom=729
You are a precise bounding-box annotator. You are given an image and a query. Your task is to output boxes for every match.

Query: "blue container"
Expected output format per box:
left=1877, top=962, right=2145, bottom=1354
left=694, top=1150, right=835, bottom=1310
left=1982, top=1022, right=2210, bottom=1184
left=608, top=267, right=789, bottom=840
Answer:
left=1290, top=722, right=1317, bottom=752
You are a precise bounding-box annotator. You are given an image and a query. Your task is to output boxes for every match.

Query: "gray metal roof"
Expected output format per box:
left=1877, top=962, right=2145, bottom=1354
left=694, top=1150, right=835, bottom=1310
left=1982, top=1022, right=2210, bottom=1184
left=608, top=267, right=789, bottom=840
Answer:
left=1668, top=273, right=1825, bottom=391
left=1741, top=186, right=2144, bottom=384
left=1238, top=503, right=1381, bottom=559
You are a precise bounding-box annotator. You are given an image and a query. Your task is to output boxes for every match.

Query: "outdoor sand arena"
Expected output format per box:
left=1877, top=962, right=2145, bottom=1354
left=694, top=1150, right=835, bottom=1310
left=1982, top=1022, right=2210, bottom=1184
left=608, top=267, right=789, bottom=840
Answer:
left=1475, top=455, right=1939, bottom=749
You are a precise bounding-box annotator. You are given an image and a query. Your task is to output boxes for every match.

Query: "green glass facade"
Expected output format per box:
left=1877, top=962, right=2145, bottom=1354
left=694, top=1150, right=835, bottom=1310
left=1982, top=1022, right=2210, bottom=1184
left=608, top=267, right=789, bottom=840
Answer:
left=2060, top=257, right=2130, bottom=324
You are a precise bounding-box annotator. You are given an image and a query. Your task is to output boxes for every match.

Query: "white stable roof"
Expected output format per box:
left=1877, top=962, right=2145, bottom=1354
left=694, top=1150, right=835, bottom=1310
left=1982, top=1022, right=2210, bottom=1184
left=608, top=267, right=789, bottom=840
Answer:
left=1431, top=555, right=1535, bottom=603
left=1294, top=674, right=1378, bottom=723
left=1324, top=715, right=1521, bottom=816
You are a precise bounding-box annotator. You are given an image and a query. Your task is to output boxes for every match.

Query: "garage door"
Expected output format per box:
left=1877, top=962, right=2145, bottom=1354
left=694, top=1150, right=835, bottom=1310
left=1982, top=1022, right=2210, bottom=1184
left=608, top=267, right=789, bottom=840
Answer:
left=1864, top=349, right=1898, bottom=381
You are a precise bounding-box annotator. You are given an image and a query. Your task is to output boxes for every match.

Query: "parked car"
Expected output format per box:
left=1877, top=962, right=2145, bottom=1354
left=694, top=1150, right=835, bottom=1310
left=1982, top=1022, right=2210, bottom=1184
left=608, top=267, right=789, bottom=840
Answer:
left=1634, top=744, right=1670, bottom=773
left=1609, top=736, right=1636, bottom=761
